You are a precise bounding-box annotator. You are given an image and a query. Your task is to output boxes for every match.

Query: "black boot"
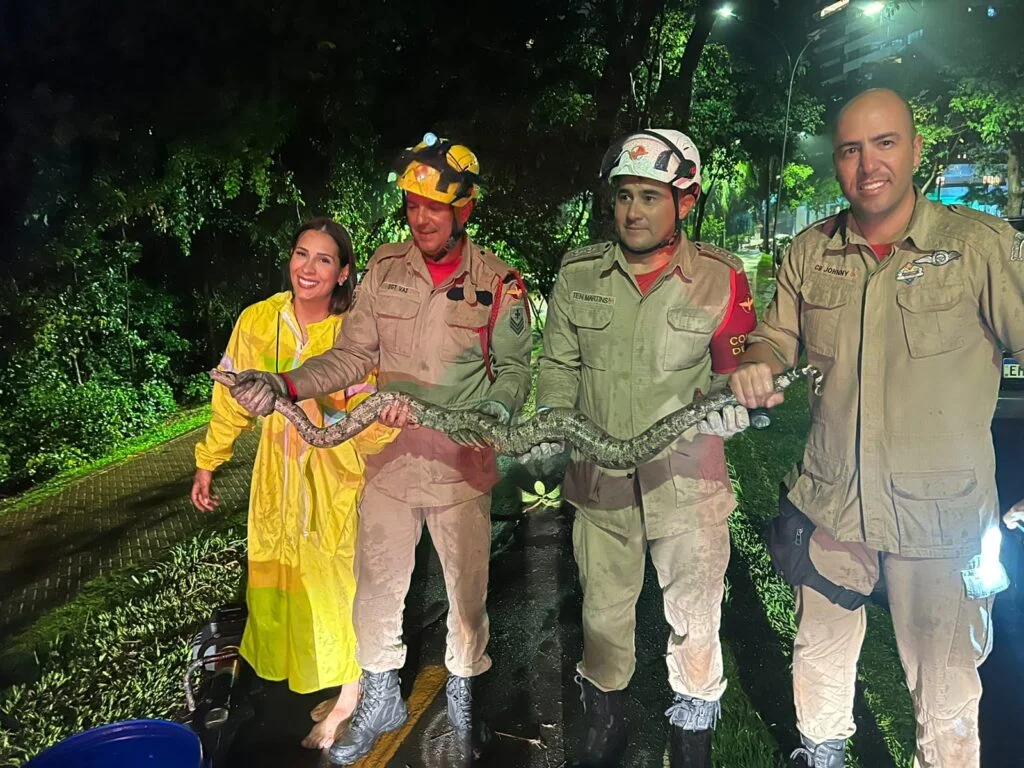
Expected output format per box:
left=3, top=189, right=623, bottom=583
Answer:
left=446, top=674, right=490, bottom=765
left=789, top=735, right=846, bottom=768
left=573, top=675, right=627, bottom=768
left=328, top=670, right=407, bottom=765
left=668, top=726, right=712, bottom=768
left=665, top=693, right=718, bottom=768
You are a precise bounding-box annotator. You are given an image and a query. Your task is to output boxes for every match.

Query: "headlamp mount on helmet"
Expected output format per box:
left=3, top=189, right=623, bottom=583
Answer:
left=392, top=135, right=481, bottom=207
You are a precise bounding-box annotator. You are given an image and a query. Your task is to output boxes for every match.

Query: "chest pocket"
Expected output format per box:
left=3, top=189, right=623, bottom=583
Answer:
left=570, top=305, right=613, bottom=370
left=442, top=301, right=491, bottom=363
left=896, top=286, right=967, bottom=359
left=800, top=279, right=849, bottom=358
left=664, top=307, right=717, bottom=371
left=376, top=295, right=420, bottom=357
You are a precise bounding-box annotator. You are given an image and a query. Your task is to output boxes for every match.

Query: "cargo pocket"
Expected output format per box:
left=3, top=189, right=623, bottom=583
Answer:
left=663, top=306, right=717, bottom=370
left=786, top=447, right=845, bottom=529
left=947, top=592, right=994, bottom=669
left=570, top=305, right=614, bottom=370
left=800, top=279, right=849, bottom=358
left=442, top=302, right=491, bottom=363
left=376, top=297, right=420, bottom=357
left=896, top=286, right=966, bottom=358
left=891, top=469, right=978, bottom=550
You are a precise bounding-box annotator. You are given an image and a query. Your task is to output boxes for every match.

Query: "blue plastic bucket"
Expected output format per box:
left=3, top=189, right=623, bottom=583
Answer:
left=25, top=719, right=202, bottom=768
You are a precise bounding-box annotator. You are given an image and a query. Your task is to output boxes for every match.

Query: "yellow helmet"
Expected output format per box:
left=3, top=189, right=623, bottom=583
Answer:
left=390, top=133, right=480, bottom=207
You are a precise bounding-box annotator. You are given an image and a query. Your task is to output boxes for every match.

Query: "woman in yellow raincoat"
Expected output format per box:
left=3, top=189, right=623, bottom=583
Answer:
left=190, top=217, right=394, bottom=750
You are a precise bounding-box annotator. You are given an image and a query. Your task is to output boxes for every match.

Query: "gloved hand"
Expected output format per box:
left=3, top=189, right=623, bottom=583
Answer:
left=449, top=401, right=510, bottom=448
left=230, top=370, right=289, bottom=417
left=476, top=400, right=511, bottom=425
left=516, top=406, right=565, bottom=463
left=696, top=404, right=750, bottom=439
left=1004, top=497, right=1024, bottom=530
left=517, top=441, right=565, bottom=465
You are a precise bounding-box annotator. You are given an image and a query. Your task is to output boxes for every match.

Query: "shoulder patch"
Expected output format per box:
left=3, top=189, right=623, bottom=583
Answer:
left=1012, top=231, right=1024, bottom=263
left=561, top=242, right=612, bottom=266
left=475, top=246, right=515, bottom=277
left=806, top=211, right=845, bottom=239
left=945, top=204, right=1005, bottom=236
left=372, top=240, right=414, bottom=261
left=695, top=241, right=743, bottom=271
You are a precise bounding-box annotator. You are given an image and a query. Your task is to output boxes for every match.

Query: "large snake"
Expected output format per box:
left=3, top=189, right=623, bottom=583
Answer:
left=209, top=366, right=822, bottom=470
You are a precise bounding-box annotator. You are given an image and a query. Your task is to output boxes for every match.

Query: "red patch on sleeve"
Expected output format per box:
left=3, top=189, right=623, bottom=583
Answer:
left=709, top=270, right=757, bottom=374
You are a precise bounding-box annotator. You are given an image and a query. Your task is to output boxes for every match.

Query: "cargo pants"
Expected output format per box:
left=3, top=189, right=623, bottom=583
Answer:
left=573, top=496, right=731, bottom=700
left=794, top=528, right=995, bottom=768
left=352, top=480, right=493, bottom=678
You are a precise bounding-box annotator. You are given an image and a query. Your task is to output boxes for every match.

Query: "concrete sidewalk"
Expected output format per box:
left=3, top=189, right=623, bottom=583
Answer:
left=0, top=427, right=258, bottom=640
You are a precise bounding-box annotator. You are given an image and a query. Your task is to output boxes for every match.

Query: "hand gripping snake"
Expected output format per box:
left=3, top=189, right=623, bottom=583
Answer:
left=208, top=366, right=822, bottom=470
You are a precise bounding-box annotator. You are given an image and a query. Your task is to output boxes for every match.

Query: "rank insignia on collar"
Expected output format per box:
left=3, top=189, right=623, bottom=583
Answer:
left=913, top=250, right=962, bottom=267
left=895, top=262, right=925, bottom=285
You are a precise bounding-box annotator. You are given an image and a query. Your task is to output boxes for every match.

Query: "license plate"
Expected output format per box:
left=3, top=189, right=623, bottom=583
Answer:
left=1005, top=358, right=1024, bottom=379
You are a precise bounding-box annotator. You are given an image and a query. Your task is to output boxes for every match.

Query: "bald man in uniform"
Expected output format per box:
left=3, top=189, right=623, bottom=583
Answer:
left=731, top=88, right=1024, bottom=767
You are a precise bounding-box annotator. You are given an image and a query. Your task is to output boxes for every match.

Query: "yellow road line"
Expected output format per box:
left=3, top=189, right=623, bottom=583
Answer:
left=355, top=664, right=448, bottom=768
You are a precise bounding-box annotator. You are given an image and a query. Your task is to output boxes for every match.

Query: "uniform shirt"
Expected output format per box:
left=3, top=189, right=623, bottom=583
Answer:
left=537, top=237, right=757, bottom=539
left=284, top=238, right=533, bottom=505
left=750, top=193, right=1024, bottom=557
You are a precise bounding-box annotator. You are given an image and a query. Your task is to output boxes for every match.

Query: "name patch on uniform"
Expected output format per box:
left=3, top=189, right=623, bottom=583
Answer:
left=570, top=291, right=615, bottom=305
left=381, top=282, right=412, bottom=294
left=1012, top=232, right=1024, bottom=262
left=813, top=264, right=851, bottom=278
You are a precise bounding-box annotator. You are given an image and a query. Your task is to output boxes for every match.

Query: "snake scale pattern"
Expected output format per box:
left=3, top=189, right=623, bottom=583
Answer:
left=209, top=366, right=822, bottom=470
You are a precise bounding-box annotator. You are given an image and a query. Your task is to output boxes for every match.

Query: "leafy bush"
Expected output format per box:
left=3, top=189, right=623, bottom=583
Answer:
left=0, top=527, right=246, bottom=766
left=0, top=378, right=178, bottom=488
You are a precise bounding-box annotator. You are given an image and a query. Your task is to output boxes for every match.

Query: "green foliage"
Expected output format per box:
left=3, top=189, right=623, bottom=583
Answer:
left=1, top=379, right=177, bottom=485
left=0, top=527, right=245, bottom=765
left=0, top=0, right=829, bottom=495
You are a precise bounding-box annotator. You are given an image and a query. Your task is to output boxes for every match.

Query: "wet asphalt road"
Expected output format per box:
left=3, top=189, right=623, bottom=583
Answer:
left=222, top=492, right=681, bottom=768
left=220, top=424, right=1023, bottom=768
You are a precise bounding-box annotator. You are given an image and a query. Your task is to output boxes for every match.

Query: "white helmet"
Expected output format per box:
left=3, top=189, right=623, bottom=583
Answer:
left=600, top=129, right=702, bottom=194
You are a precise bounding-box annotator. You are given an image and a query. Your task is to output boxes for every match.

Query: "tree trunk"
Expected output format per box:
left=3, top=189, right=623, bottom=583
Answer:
left=693, top=178, right=714, bottom=241
left=761, top=157, right=773, bottom=254
left=1007, top=132, right=1023, bottom=217
left=588, top=0, right=668, bottom=241
left=672, top=1, right=718, bottom=131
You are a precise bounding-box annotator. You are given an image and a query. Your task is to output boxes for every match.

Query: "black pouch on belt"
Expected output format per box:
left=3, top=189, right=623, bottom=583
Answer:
left=765, top=482, right=870, bottom=612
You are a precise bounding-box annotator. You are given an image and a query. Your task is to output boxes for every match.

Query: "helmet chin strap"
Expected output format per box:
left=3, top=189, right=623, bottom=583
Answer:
left=621, top=187, right=681, bottom=257
left=423, top=228, right=464, bottom=262
left=405, top=193, right=465, bottom=262
left=622, top=229, right=679, bottom=257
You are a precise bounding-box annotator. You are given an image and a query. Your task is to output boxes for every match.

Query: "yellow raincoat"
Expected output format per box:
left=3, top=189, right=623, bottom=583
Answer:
left=195, top=291, right=394, bottom=693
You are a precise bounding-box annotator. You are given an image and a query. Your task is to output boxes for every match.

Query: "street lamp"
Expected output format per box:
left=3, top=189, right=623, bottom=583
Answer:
left=715, top=7, right=821, bottom=262
left=772, top=30, right=823, bottom=259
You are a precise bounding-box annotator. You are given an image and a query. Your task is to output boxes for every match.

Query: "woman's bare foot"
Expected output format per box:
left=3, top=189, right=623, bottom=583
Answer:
left=309, top=695, right=337, bottom=723
left=301, top=680, right=361, bottom=750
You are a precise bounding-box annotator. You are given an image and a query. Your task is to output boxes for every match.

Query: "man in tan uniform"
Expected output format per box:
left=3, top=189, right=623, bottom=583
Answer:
left=731, top=89, right=1024, bottom=768
left=533, top=129, right=757, bottom=768
left=230, top=134, right=532, bottom=765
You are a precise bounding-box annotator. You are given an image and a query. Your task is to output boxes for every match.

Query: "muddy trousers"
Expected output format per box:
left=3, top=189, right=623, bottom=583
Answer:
left=794, top=529, right=995, bottom=768
left=573, top=512, right=730, bottom=700
left=352, top=483, right=493, bottom=678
